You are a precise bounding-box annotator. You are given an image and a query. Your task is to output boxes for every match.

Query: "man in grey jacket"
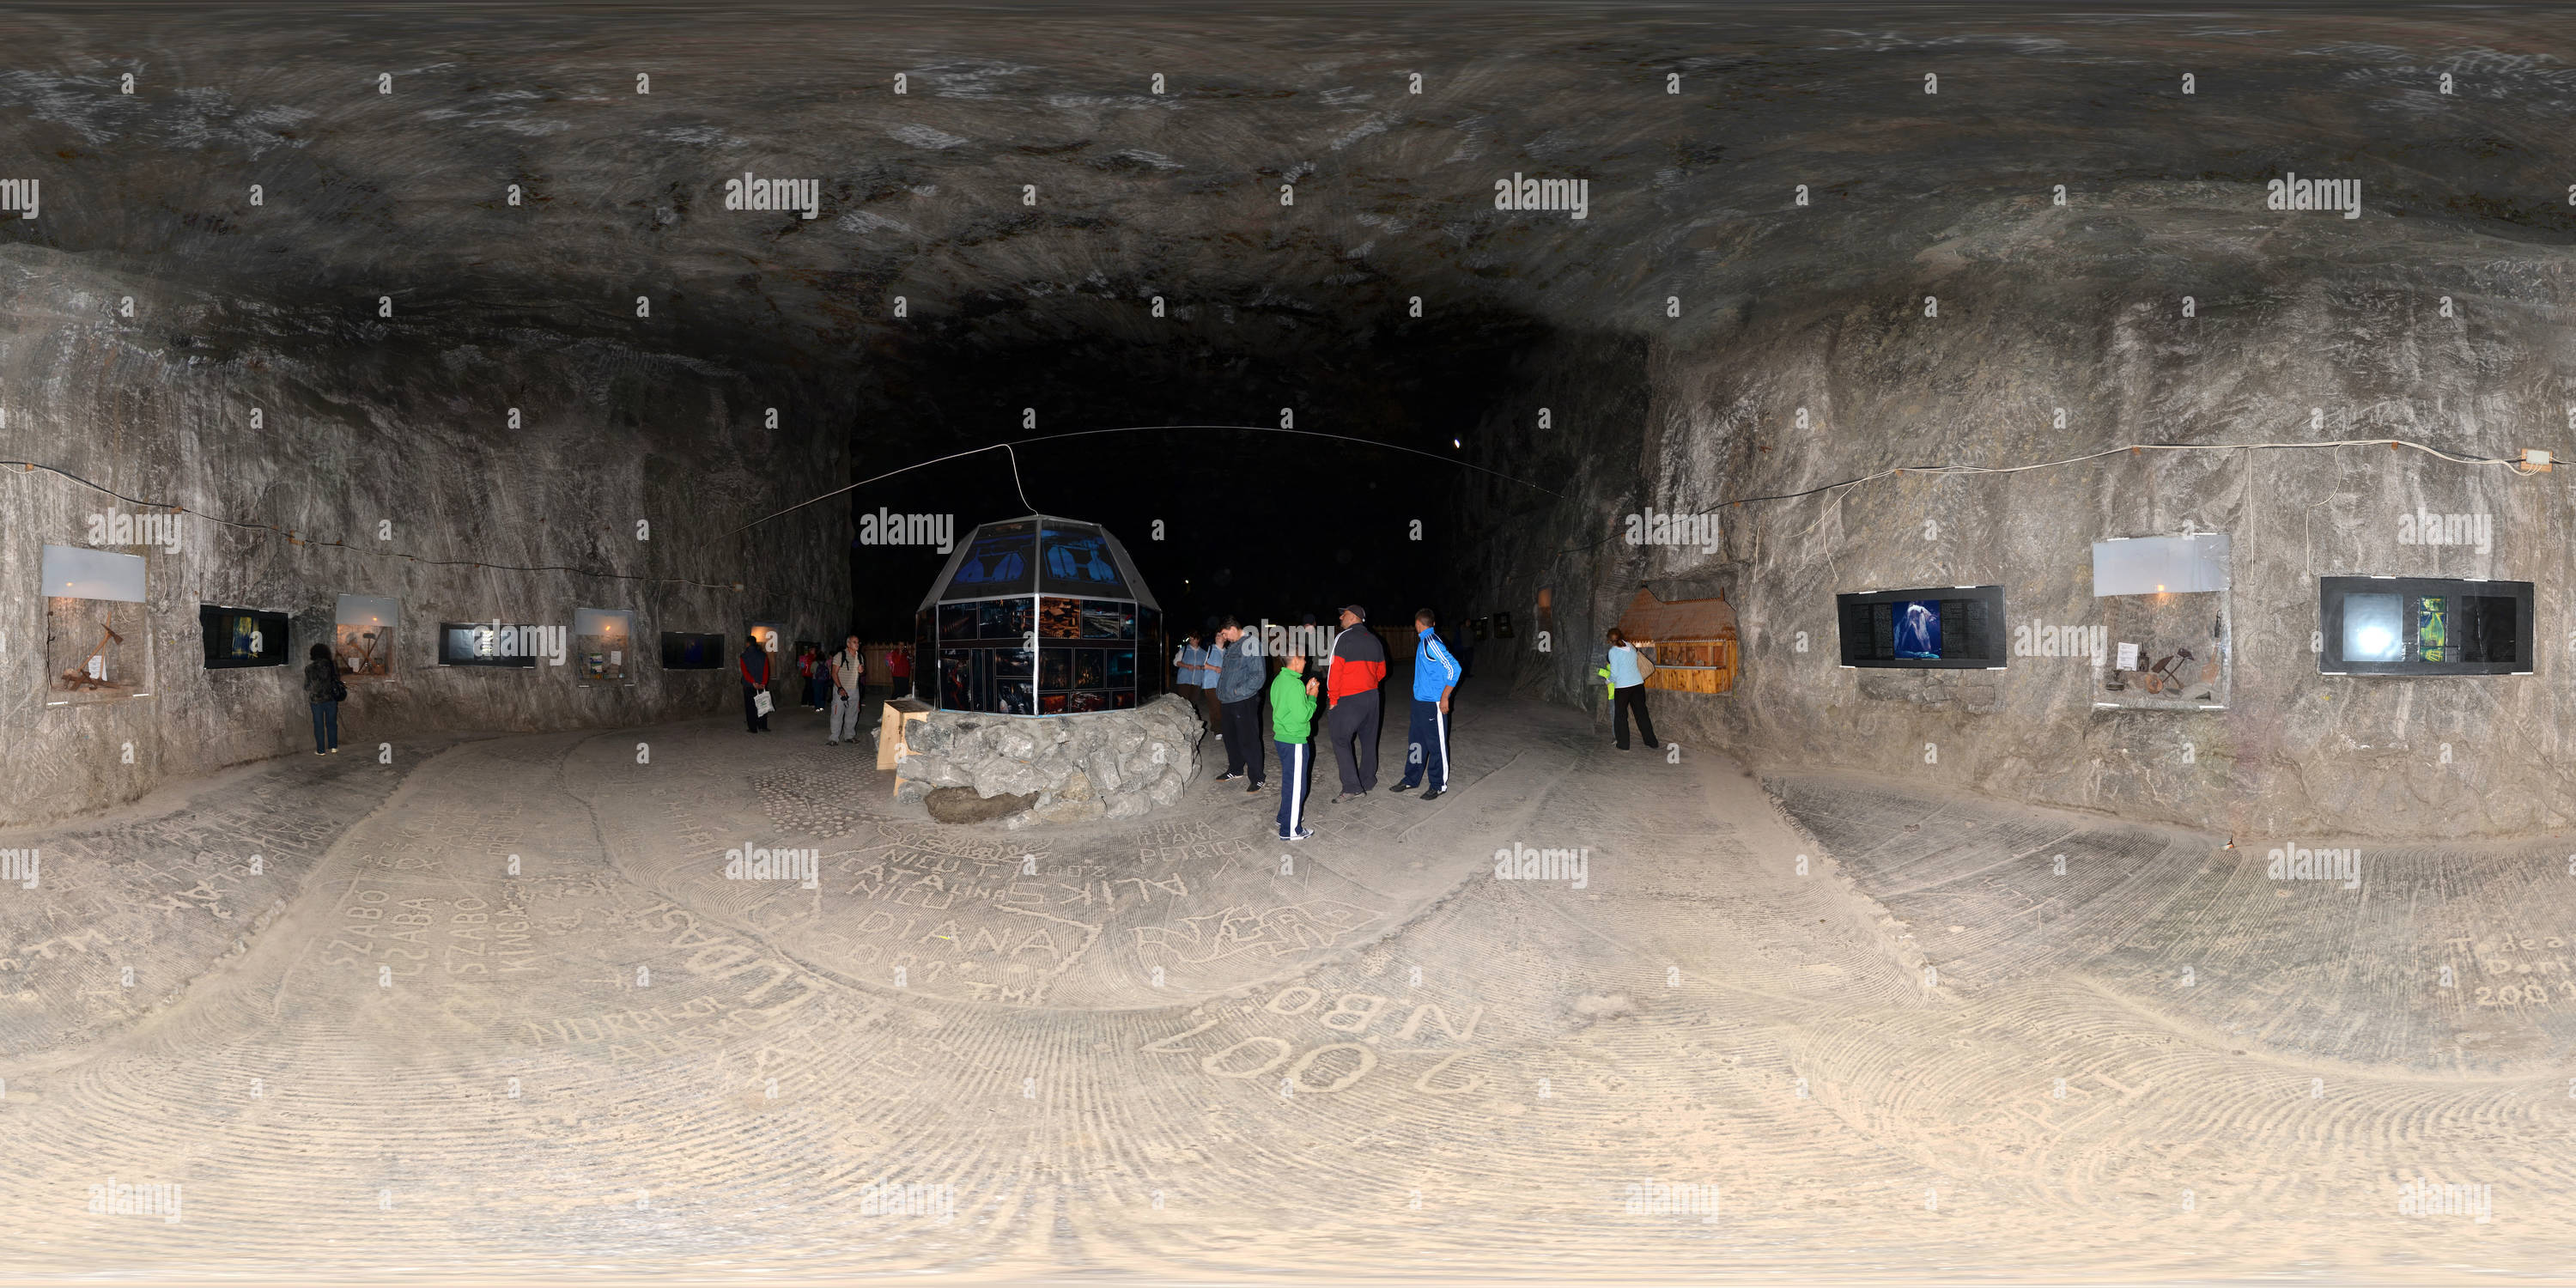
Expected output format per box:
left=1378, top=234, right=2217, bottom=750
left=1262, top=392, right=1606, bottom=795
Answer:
left=1211, top=617, right=1267, bottom=793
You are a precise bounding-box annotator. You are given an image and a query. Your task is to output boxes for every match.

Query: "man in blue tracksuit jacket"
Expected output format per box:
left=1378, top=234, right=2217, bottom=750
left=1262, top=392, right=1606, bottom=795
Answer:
left=1390, top=608, right=1462, bottom=800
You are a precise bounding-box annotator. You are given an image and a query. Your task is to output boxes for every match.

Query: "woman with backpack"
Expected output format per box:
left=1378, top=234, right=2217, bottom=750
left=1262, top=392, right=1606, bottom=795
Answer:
left=304, top=642, right=343, bottom=755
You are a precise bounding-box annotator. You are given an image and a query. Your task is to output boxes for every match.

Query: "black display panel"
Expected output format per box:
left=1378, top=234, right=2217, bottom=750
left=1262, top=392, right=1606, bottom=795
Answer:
left=945, top=520, right=1036, bottom=596
left=659, top=631, right=726, bottom=670
left=440, top=622, right=539, bottom=668
left=994, top=679, right=1036, bottom=714
left=938, top=647, right=983, bottom=711
left=993, top=647, right=1034, bottom=680
left=1080, top=599, right=1136, bottom=639
left=1835, top=586, right=2007, bottom=669
left=980, top=598, right=1033, bottom=643
left=1137, top=607, right=1165, bottom=697
left=2319, top=576, right=2533, bottom=675
left=201, top=605, right=290, bottom=669
left=914, top=610, right=934, bottom=690
left=1038, top=597, right=1081, bottom=639
left=1041, top=524, right=1131, bottom=596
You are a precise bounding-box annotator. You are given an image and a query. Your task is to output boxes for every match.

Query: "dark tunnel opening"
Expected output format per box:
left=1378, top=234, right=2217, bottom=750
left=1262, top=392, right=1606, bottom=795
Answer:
left=837, top=296, right=1554, bottom=641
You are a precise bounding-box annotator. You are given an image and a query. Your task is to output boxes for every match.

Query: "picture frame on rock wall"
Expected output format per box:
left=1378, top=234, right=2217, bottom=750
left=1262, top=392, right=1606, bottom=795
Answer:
left=2092, top=534, right=2230, bottom=710
left=41, top=545, right=150, bottom=706
left=574, top=608, right=635, bottom=685
left=334, top=594, right=400, bottom=681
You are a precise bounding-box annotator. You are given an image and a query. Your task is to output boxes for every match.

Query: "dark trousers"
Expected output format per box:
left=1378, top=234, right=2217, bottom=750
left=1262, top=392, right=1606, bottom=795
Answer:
left=1220, top=697, right=1266, bottom=783
left=1173, top=683, right=1203, bottom=723
left=1326, top=690, right=1380, bottom=793
left=1400, top=699, right=1448, bottom=789
left=309, top=700, right=339, bottom=753
left=1275, top=740, right=1310, bottom=836
left=1613, top=684, right=1658, bottom=750
left=743, top=683, right=770, bottom=732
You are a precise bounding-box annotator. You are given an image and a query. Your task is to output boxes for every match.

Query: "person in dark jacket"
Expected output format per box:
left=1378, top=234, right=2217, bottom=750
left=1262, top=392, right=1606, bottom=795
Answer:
left=740, top=634, right=773, bottom=733
left=1323, top=605, right=1388, bottom=802
left=303, top=642, right=341, bottom=755
left=799, top=644, right=823, bottom=710
left=1211, top=617, right=1267, bottom=792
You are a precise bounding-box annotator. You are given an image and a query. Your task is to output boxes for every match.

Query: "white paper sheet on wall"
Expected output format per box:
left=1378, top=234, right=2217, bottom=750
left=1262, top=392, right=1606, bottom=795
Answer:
left=2117, top=641, right=2140, bottom=670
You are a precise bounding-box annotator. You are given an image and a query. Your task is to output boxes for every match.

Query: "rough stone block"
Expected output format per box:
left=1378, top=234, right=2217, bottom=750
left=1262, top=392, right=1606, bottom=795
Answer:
left=1032, top=798, right=1105, bottom=825
left=971, top=758, right=1048, bottom=798
left=905, top=720, right=951, bottom=756
left=925, top=787, right=1034, bottom=823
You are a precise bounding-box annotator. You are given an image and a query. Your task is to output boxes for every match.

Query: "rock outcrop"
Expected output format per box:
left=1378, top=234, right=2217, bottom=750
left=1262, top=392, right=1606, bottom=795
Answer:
left=896, top=696, right=1203, bottom=826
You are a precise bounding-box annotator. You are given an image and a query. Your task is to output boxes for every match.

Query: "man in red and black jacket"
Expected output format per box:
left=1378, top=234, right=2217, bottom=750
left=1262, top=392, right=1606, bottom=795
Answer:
left=739, top=633, right=773, bottom=733
left=1322, top=604, right=1388, bottom=802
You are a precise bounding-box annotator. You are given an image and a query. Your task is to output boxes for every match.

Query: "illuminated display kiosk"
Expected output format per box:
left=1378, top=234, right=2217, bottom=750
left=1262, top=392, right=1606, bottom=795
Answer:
left=914, top=515, right=1163, bottom=715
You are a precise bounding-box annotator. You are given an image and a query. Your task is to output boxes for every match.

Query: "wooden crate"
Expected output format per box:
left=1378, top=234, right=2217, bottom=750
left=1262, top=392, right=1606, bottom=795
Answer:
left=878, top=697, right=933, bottom=781
left=1639, top=638, right=1737, bottom=695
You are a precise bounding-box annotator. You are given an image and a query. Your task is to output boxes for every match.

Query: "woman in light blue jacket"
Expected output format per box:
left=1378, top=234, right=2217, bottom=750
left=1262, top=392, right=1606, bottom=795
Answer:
left=1173, top=634, right=1210, bottom=722
left=1604, top=628, right=1661, bottom=752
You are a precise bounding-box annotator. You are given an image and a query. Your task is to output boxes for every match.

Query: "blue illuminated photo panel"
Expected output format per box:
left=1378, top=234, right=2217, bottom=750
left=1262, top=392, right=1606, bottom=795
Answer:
left=1893, top=600, right=1942, bottom=659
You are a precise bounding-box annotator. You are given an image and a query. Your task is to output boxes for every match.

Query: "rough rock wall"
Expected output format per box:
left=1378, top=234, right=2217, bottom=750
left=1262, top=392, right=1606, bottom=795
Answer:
left=1463, top=196, right=2576, bottom=841
left=0, top=246, right=852, bottom=827
left=895, top=696, right=1205, bottom=828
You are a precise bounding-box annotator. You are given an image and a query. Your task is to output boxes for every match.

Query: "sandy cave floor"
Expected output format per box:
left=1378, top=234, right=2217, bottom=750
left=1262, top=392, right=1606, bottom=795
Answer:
left=0, top=694, right=2565, bottom=1283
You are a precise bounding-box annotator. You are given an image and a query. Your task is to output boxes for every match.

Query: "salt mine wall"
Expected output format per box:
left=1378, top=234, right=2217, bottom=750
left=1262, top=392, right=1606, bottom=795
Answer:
left=1464, top=196, right=2575, bottom=841
left=0, top=246, right=853, bottom=827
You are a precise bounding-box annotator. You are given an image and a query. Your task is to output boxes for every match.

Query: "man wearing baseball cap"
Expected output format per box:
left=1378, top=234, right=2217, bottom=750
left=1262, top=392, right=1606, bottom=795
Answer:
left=1321, top=604, right=1388, bottom=802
